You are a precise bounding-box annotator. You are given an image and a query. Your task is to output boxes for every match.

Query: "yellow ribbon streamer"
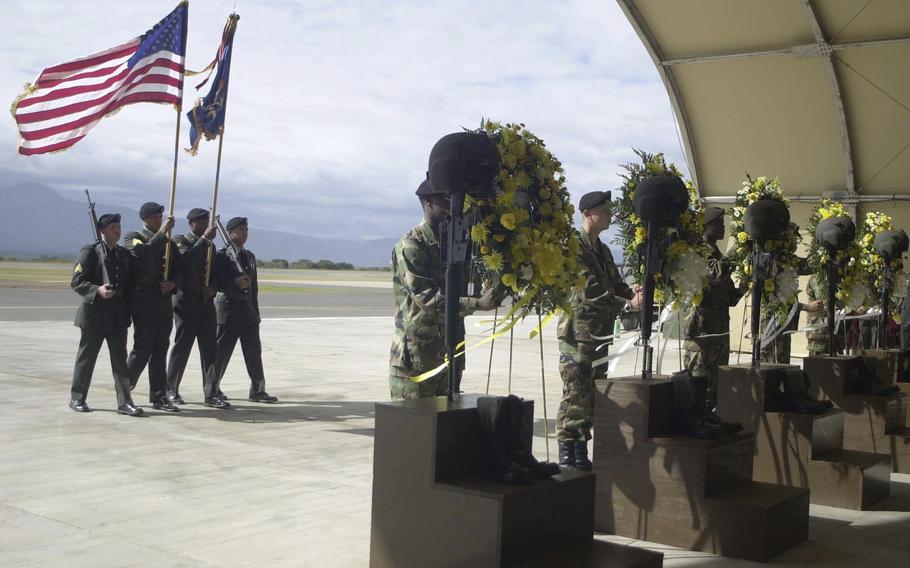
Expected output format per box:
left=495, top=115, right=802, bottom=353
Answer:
left=528, top=311, right=556, bottom=339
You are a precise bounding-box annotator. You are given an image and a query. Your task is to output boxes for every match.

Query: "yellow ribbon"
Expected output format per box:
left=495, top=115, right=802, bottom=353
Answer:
left=528, top=311, right=556, bottom=339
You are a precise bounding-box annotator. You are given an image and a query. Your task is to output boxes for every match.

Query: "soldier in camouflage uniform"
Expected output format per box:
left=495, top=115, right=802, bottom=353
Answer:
left=69, top=213, right=144, bottom=416
left=125, top=202, right=181, bottom=412
left=684, top=207, right=745, bottom=406
left=389, top=180, right=497, bottom=400
left=165, top=208, right=226, bottom=407
left=557, top=191, right=637, bottom=471
left=804, top=274, right=841, bottom=356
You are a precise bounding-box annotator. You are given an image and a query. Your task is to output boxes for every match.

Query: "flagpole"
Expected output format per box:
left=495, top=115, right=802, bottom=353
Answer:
left=163, top=107, right=182, bottom=280
left=204, top=131, right=226, bottom=286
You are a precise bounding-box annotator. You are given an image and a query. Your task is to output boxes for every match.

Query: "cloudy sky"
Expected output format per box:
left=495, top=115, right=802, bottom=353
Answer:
left=1, top=0, right=688, bottom=240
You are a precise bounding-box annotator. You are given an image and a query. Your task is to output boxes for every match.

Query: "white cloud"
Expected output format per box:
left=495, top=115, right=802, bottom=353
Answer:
left=0, top=0, right=688, bottom=238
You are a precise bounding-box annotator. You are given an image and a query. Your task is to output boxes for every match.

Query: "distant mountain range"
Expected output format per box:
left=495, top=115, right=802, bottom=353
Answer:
left=0, top=181, right=397, bottom=267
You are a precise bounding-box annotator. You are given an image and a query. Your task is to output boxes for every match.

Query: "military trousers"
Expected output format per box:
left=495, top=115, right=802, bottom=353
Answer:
left=166, top=310, right=218, bottom=399
left=128, top=315, right=173, bottom=403
left=556, top=351, right=606, bottom=443
left=388, top=366, right=449, bottom=400
left=684, top=337, right=730, bottom=407
left=215, top=323, right=266, bottom=397
left=71, top=327, right=132, bottom=407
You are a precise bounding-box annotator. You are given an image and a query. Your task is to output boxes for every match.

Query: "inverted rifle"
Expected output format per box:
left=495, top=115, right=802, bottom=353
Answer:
left=84, top=190, right=111, bottom=286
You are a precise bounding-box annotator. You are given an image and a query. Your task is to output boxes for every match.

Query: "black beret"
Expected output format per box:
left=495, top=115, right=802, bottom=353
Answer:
left=139, top=202, right=164, bottom=219
left=226, top=216, right=248, bottom=230
left=97, top=213, right=121, bottom=228
left=579, top=191, right=611, bottom=212
left=704, top=207, right=725, bottom=225
left=186, top=208, right=209, bottom=221
left=415, top=178, right=441, bottom=197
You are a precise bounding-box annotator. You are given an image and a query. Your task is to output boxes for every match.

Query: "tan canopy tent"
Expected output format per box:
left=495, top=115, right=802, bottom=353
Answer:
left=618, top=0, right=910, bottom=356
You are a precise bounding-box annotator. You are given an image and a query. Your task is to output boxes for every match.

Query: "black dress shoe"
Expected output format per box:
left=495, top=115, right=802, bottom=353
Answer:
left=152, top=398, right=180, bottom=412
left=117, top=403, right=145, bottom=417
left=249, top=392, right=278, bottom=403
left=69, top=400, right=91, bottom=413
left=166, top=390, right=186, bottom=405
left=204, top=397, right=232, bottom=409
left=217, top=391, right=229, bottom=401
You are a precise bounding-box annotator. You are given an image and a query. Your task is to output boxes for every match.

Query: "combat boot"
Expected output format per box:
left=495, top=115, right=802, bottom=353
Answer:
left=671, top=370, right=727, bottom=439
left=692, top=374, right=743, bottom=435
left=855, top=357, right=901, bottom=396
left=477, top=396, right=533, bottom=485
left=558, top=441, right=576, bottom=468
left=772, top=368, right=834, bottom=414
left=508, top=396, right=560, bottom=478
left=574, top=440, right=592, bottom=471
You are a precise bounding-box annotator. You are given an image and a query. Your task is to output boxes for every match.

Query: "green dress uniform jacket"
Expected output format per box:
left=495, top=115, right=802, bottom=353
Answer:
left=69, top=242, right=133, bottom=407
left=213, top=246, right=267, bottom=396
left=556, top=227, right=632, bottom=442
left=389, top=221, right=479, bottom=399
left=166, top=232, right=218, bottom=398
left=124, top=227, right=180, bottom=403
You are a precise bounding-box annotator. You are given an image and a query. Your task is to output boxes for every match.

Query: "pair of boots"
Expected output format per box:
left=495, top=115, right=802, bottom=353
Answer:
left=557, top=439, right=592, bottom=471
left=476, top=395, right=562, bottom=485
left=670, top=370, right=743, bottom=439
left=853, top=357, right=902, bottom=396
left=767, top=368, right=834, bottom=414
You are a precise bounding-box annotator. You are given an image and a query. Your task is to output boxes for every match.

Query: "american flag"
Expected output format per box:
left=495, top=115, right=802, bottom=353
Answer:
left=11, top=2, right=188, bottom=156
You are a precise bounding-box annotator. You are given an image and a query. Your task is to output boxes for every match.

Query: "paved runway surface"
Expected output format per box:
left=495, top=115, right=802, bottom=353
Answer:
left=1, top=283, right=909, bottom=567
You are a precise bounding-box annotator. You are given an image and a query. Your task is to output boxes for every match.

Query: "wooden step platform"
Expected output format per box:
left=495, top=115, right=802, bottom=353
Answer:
left=865, top=349, right=910, bottom=428
left=370, top=394, right=664, bottom=568
left=593, top=377, right=808, bottom=562
left=517, top=539, right=663, bottom=568
left=805, top=356, right=910, bottom=473
left=717, top=364, right=890, bottom=510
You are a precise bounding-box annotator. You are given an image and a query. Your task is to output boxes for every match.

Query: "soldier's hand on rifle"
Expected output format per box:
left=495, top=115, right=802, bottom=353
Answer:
left=629, top=290, right=643, bottom=311
left=805, top=300, right=824, bottom=313
left=203, top=286, right=216, bottom=300
left=159, top=216, right=175, bottom=235
left=203, top=225, right=217, bottom=240
left=476, top=287, right=498, bottom=311
left=235, top=275, right=252, bottom=290
left=160, top=280, right=176, bottom=294
left=98, top=283, right=114, bottom=300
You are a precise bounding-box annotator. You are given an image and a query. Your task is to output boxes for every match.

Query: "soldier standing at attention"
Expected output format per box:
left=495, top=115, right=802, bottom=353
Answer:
left=213, top=217, right=277, bottom=403
left=557, top=191, right=639, bottom=471
left=684, top=207, right=746, bottom=406
left=125, top=202, right=181, bottom=413
left=388, top=180, right=497, bottom=400
left=69, top=213, right=144, bottom=416
left=165, top=208, right=228, bottom=408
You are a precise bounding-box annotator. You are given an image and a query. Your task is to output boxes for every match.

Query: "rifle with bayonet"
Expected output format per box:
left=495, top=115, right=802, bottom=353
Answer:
left=214, top=215, right=249, bottom=296
left=85, top=190, right=111, bottom=287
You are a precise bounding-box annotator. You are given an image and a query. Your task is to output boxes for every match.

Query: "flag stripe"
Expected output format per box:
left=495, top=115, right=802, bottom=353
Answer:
left=38, top=40, right=139, bottom=78
left=18, top=135, right=87, bottom=156
left=16, top=57, right=183, bottom=124
left=18, top=88, right=180, bottom=152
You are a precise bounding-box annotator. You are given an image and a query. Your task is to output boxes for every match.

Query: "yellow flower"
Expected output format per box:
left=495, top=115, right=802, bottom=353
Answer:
left=764, top=280, right=775, bottom=292
left=483, top=250, right=504, bottom=272
left=470, top=223, right=488, bottom=244
left=501, top=273, right=518, bottom=290
left=737, top=231, right=749, bottom=243
left=635, top=227, right=647, bottom=243
left=500, top=213, right=517, bottom=231
left=493, top=234, right=505, bottom=242
left=481, top=245, right=490, bottom=254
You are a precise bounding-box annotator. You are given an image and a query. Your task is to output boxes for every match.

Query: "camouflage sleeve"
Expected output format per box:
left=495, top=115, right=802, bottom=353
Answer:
left=578, top=248, right=630, bottom=311
left=394, top=239, right=477, bottom=317
left=71, top=245, right=99, bottom=300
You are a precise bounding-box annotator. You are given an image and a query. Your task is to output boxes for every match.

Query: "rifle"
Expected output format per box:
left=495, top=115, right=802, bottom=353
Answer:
left=214, top=215, right=249, bottom=295
left=84, top=190, right=111, bottom=286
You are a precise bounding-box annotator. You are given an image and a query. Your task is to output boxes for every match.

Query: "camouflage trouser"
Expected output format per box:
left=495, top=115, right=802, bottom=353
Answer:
left=389, top=366, right=448, bottom=400
left=684, top=337, right=729, bottom=407
left=556, top=352, right=606, bottom=442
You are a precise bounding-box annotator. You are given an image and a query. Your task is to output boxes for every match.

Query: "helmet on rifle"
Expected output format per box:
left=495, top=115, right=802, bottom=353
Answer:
left=874, top=229, right=909, bottom=260
left=427, top=132, right=501, bottom=198
left=744, top=199, right=790, bottom=245
left=815, top=216, right=855, bottom=251
left=632, top=175, right=688, bottom=228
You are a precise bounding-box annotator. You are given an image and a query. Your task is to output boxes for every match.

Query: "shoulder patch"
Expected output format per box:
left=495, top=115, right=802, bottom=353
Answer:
left=74, top=263, right=83, bottom=274
left=132, top=238, right=143, bottom=246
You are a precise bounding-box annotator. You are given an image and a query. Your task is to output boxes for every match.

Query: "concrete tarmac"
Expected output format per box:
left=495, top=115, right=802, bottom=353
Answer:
left=0, top=286, right=909, bottom=567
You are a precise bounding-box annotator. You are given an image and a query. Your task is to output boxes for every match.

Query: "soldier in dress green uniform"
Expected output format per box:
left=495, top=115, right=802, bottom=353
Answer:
left=388, top=180, right=497, bottom=400
left=557, top=191, right=638, bottom=470
left=165, top=208, right=227, bottom=407
left=69, top=213, right=143, bottom=416
left=684, top=207, right=746, bottom=406
left=125, top=202, right=181, bottom=412
left=213, top=216, right=277, bottom=403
